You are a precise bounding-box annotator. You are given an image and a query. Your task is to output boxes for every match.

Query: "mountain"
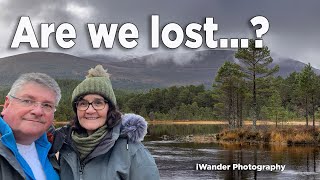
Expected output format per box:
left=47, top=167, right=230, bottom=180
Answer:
left=81, top=54, right=123, bottom=63
left=0, top=52, right=101, bottom=85
left=106, top=50, right=236, bottom=87
left=0, top=50, right=318, bottom=90
left=274, top=57, right=320, bottom=76
left=0, top=52, right=160, bottom=90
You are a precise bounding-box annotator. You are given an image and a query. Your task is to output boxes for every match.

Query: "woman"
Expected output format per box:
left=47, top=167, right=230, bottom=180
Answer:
left=51, top=65, right=160, bottom=180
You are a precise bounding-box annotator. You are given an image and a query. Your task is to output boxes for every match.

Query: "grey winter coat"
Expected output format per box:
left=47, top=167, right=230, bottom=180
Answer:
left=52, top=114, right=160, bottom=180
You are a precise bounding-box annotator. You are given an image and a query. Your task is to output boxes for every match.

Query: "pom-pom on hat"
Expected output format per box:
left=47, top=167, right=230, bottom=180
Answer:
left=71, top=65, right=117, bottom=111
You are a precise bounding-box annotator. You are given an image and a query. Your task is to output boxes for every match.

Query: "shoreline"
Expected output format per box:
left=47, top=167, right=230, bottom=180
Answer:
left=54, top=119, right=313, bottom=126
left=147, top=120, right=314, bottom=126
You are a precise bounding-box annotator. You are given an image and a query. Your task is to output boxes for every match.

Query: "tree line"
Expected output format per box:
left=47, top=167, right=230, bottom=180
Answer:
left=214, top=40, right=320, bottom=129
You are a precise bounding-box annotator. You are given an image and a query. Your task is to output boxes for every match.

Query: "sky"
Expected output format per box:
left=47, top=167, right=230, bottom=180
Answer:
left=1, top=0, right=320, bottom=68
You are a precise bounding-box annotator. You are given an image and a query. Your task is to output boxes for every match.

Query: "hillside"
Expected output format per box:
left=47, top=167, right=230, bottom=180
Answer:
left=0, top=52, right=159, bottom=90
left=0, top=50, right=318, bottom=90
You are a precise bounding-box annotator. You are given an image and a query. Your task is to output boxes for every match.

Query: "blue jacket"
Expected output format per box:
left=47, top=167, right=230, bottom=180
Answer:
left=52, top=114, right=160, bottom=180
left=0, top=117, right=59, bottom=180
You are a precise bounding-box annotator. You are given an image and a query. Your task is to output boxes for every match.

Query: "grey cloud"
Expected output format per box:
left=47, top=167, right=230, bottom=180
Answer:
left=1, top=0, right=320, bottom=67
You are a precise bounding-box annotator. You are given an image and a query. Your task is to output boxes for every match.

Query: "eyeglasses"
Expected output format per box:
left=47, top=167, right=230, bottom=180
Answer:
left=75, top=99, right=108, bottom=111
left=9, top=95, right=56, bottom=113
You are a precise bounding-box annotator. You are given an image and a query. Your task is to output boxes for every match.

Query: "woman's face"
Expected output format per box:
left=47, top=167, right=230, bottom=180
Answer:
left=76, top=94, right=109, bottom=135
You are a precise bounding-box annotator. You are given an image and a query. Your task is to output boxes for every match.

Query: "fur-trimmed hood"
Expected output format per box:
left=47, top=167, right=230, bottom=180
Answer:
left=120, top=113, right=148, bottom=143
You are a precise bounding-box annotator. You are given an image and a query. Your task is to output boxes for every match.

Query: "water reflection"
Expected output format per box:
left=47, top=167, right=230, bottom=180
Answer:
left=144, top=141, right=320, bottom=180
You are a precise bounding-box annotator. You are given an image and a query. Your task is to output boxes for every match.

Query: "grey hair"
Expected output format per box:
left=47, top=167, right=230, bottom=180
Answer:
left=8, top=73, right=61, bottom=106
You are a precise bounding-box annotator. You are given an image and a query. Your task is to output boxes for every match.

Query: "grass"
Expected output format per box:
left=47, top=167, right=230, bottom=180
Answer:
left=148, top=124, right=224, bottom=137
left=216, top=126, right=320, bottom=146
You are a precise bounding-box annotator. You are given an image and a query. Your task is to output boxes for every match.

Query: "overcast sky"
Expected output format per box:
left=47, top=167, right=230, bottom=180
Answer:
left=1, top=0, right=320, bottom=68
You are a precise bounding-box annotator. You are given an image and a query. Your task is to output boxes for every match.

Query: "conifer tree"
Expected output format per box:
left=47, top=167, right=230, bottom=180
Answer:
left=214, top=61, right=245, bottom=128
left=235, top=39, right=279, bottom=128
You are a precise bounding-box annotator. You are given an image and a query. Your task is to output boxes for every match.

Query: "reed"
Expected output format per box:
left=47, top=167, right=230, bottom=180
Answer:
left=216, top=126, right=320, bottom=146
left=148, top=124, right=224, bottom=137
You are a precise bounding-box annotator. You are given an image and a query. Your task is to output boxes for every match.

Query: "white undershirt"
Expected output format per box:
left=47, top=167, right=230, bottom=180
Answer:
left=16, top=142, right=47, bottom=180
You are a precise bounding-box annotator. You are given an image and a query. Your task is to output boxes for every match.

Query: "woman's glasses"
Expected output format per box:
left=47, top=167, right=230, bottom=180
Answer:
left=75, top=99, right=108, bottom=111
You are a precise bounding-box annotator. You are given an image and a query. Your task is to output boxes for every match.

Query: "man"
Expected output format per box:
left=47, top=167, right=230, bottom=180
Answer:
left=0, top=73, right=61, bottom=180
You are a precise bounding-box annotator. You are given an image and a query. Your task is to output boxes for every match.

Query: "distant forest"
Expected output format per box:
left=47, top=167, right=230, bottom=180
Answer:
left=0, top=40, right=319, bottom=128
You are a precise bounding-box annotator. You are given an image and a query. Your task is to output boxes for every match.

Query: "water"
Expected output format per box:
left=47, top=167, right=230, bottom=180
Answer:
left=144, top=136, right=320, bottom=179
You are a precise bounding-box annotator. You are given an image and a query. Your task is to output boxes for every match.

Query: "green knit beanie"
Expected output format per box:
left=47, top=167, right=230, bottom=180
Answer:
left=71, top=65, right=117, bottom=111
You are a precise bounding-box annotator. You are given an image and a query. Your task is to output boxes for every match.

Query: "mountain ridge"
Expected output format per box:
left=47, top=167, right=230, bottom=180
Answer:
left=0, top=50, right=318, bottom=90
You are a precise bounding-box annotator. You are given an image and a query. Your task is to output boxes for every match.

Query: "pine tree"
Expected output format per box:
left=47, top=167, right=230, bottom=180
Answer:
left=235, top=39, right=279, bottom=128
left=214, top=61, right=246, bottom=128
left=298, top=63, right=318, bottom=127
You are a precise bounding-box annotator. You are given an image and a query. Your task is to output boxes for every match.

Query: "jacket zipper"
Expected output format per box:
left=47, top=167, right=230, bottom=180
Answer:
left=79, top=163, right=85, bottom=180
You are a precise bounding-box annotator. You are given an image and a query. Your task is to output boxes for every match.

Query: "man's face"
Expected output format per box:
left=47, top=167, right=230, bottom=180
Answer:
left=1, top=82, right=56, bottom=144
